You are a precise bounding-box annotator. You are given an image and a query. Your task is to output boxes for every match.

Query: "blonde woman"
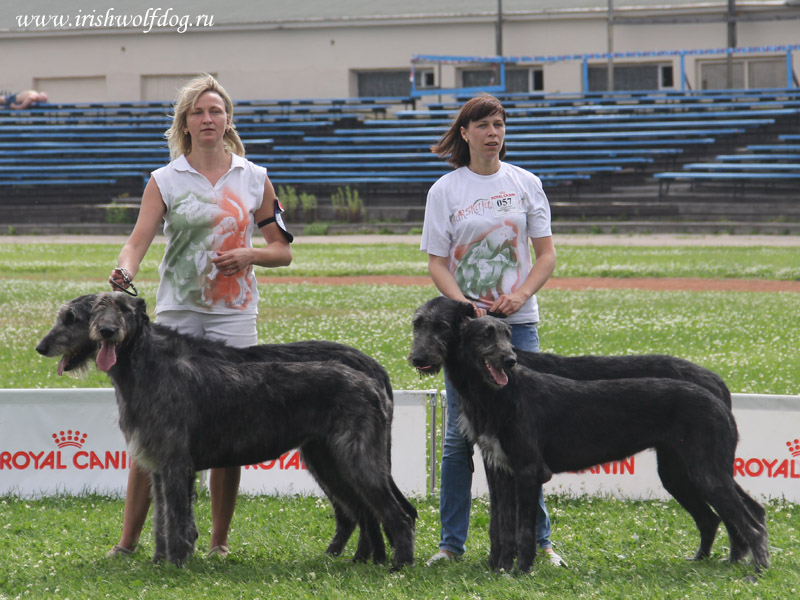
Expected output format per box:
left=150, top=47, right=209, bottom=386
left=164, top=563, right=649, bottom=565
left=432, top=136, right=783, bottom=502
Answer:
left=107, top=74, right=292, bottom=558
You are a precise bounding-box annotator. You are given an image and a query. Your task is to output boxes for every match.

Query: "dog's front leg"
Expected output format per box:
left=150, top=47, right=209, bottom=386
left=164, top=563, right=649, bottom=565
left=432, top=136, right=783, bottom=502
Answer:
left=485, top=462, right=516, bottom=572
left=150, top=472, right=167, bottom=564
left=514, top=466, right=543, bottom=573
left=185, top=473, right=199, bottom=552
left=160, top=463, right=196, bottom=567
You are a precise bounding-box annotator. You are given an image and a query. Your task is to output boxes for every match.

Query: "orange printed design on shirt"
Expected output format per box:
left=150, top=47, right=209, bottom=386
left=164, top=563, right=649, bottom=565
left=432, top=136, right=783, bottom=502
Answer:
left=203, top=188, right=253, bottom=310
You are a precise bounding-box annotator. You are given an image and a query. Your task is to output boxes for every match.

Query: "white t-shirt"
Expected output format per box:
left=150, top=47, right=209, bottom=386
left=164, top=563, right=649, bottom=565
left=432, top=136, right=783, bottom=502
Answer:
left=420, top=163, right=552, bottom=324
left=151, top=153, right=266, bottom=315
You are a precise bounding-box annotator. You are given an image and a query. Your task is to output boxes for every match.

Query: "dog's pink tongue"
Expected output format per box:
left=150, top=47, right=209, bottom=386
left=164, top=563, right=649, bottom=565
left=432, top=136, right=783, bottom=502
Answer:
left=96, top=340, right=117, bottom=372
left=57, top=356, right=68, bottom=376
left=487, top=363, right=509, bottom=386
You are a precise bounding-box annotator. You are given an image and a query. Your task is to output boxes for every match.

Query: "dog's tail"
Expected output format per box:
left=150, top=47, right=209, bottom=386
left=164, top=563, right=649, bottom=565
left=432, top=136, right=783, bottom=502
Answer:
left=390, top=478, right=418, bottom=522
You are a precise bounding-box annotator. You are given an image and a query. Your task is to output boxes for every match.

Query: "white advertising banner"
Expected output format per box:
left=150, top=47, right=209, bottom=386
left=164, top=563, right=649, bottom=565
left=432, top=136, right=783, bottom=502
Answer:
left=2, top=389, right=798, bottom=502
left=0, top=389, right=430, bottom=498
left=238, top=390, right=430, bottom=496
left=469, top=393, right=800, bottom=502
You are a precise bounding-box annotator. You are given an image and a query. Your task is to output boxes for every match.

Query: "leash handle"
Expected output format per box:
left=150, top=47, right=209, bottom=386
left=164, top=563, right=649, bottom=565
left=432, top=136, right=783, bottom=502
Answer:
left=110, top=267, right=138, bottom=297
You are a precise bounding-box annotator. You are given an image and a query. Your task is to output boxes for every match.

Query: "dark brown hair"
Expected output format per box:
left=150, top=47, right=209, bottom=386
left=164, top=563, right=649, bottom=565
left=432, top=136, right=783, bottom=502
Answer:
left=430, top=94, right=507, bottom=168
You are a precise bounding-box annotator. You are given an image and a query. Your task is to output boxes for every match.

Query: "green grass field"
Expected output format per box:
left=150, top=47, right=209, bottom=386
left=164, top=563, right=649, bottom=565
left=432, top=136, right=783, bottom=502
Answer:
left=1, top=240, right=799, bottom=599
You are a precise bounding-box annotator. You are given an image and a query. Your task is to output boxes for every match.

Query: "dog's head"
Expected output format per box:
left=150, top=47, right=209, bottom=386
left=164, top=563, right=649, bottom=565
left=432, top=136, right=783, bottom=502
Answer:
left=89, top=293, right=149, bottom=372
left=460, top=317, right=517, bottom=389
left=36, top=294, right=102, bottom=376
left=408, top=296, right=476, bottom=376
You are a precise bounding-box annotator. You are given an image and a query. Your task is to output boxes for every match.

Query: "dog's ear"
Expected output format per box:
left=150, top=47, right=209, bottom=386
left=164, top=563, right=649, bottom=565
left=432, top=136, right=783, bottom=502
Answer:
left=131, top=296, right=149, bottom=323
left=459, top=301, right=476, bottom=319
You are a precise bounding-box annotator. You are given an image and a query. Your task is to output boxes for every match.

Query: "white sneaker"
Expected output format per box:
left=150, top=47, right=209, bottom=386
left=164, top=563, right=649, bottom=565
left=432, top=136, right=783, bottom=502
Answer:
left=425, top=550, right=456, bottom=566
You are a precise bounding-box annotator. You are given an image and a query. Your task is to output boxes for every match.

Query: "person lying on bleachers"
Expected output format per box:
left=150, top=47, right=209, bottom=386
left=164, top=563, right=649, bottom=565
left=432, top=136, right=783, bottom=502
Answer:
left=1, top=89, right=48, bottom=109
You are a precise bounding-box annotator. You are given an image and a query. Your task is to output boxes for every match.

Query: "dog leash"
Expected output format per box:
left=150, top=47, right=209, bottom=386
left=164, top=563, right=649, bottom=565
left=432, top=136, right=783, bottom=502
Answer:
left=109, top=267, right=138, bottom=297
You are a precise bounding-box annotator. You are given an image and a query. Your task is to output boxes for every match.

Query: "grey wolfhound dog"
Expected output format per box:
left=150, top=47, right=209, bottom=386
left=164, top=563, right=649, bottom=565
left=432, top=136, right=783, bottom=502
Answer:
left=408, top=297, right=767, bottom=576
left=36, top=293, right=416, bottom=568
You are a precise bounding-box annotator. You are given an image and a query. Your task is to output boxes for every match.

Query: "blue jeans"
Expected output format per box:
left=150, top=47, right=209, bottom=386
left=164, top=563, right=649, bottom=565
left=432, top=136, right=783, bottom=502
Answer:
left=438, top=322, right=552, bottom=555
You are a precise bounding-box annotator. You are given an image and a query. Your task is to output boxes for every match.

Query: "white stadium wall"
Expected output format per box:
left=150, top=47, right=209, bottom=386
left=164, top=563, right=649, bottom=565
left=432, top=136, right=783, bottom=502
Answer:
left=1, top=7, right=798, bottom=102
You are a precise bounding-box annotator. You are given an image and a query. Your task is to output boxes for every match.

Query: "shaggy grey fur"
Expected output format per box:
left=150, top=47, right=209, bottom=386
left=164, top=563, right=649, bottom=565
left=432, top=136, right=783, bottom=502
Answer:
left=408, top=297, right=767, bottom=576
left=37, top=293, right=415, bottom=567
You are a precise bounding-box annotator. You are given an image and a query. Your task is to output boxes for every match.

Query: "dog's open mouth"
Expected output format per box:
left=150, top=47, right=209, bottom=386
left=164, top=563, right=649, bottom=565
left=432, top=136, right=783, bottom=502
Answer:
left=485, top=361, right=509, bottom=387
left=55, top=344, right=98, bottom=376
left=96, top=340, right=118, bottom=372
left=414, top=364, right=441, bottom=376
left=57, top=354, right=73, bottom=376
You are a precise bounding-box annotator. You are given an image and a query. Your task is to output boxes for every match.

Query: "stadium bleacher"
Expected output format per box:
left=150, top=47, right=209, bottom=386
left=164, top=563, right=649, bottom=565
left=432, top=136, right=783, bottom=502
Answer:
left=1, top=89, right=798, bottom=232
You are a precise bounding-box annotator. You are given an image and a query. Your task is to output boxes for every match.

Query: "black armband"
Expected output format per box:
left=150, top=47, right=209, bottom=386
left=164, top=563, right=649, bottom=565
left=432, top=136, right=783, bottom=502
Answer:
left=257, top=198, right=294, bottom=243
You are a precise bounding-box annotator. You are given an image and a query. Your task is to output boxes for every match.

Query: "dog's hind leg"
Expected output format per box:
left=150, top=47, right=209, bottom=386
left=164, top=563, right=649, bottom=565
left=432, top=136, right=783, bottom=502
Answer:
left=346, top=468, right=415, bottom=568
left=325, top=503, right=358, bottom=557
left=728, top=482, right=767, bottom=562
left=372, top=477, right=416, bottom=568
left=695, top=474, right=769, bottom=573
left=656, top=448, right=721, bottom=560
left=301, top=441, right=386, bottom=563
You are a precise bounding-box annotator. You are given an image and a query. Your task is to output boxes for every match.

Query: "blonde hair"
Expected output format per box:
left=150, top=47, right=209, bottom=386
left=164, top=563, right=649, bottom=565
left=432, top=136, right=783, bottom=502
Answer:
left=165, top=74, right=245, bottom=160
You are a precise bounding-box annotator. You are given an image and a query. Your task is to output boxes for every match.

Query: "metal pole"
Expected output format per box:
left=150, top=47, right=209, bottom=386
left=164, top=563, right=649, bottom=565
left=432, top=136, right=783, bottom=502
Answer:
left=680, top=53, right=687, bottom=92
left=428, top=390, right=438, bottom=495
left=496, top=0, right=503, bottom=57
left=727, top=0, right=737, bottom=89
left=607, top=0, right=615, bottom=92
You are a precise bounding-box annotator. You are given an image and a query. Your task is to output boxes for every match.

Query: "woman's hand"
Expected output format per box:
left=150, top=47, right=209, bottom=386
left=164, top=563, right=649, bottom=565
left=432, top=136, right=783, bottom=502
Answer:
left=109, top=267, right=133, bottom=291
left=488, top=291, right=527, bottom=317
left=212, top=248, right=253, bottom=275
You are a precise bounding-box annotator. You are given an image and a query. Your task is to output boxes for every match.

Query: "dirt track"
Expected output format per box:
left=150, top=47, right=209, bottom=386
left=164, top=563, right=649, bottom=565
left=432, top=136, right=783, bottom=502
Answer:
left=256, top=275, right=800, bottom=293
left=4, top=233, right=799, bottom=293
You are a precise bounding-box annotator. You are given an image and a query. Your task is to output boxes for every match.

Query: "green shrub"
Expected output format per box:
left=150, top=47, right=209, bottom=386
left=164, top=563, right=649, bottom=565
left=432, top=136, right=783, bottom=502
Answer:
left=277, top=185, right=299, bottom=220
left=331, top=186, right=365, bottom=223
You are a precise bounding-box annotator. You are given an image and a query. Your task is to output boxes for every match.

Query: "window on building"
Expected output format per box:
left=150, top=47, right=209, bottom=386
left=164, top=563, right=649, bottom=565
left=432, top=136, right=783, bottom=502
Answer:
left=458, top=66, right=543, bottom=92
left=748, top=59, right=786, bottom=89
left=506, top=67, right=545, bottom=93
left=588, top=63, right=672, bottom=91
left=356, top=69, right=434, bottom=97
left=698, top=57, right=785, bottom=90
left=141, top=74, right=207, bottom=101
left=460, top=68, right=500, bottom=89
left=699, top=61, right=745, bottom=90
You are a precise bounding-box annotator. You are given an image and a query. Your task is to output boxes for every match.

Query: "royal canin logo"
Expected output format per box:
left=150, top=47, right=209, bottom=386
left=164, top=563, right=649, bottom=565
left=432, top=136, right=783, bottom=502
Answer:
left=0, top=430, right=128, bottom=471
left=52, top=430, right=88, bottom=449
left=243, top=450, right=307, bottom=471
left=1, top=430, right=307, bottom=472
left=788, top=439, right=800, bottom=458
left=734, top=438, right=800, bottom=479
left=573, top=439, right=799, bottom=479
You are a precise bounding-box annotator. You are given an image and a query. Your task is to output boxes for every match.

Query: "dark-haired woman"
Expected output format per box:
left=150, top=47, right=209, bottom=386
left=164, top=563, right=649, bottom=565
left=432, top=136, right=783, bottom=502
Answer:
left=420, top=94, right=564, bottom=567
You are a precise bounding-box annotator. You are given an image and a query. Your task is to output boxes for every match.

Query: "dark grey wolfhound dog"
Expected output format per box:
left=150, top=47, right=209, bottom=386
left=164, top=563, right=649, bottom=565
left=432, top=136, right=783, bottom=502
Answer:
left=408, top=297, right=768, bottom=576
left=36, top=292, right=415, bottom=568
